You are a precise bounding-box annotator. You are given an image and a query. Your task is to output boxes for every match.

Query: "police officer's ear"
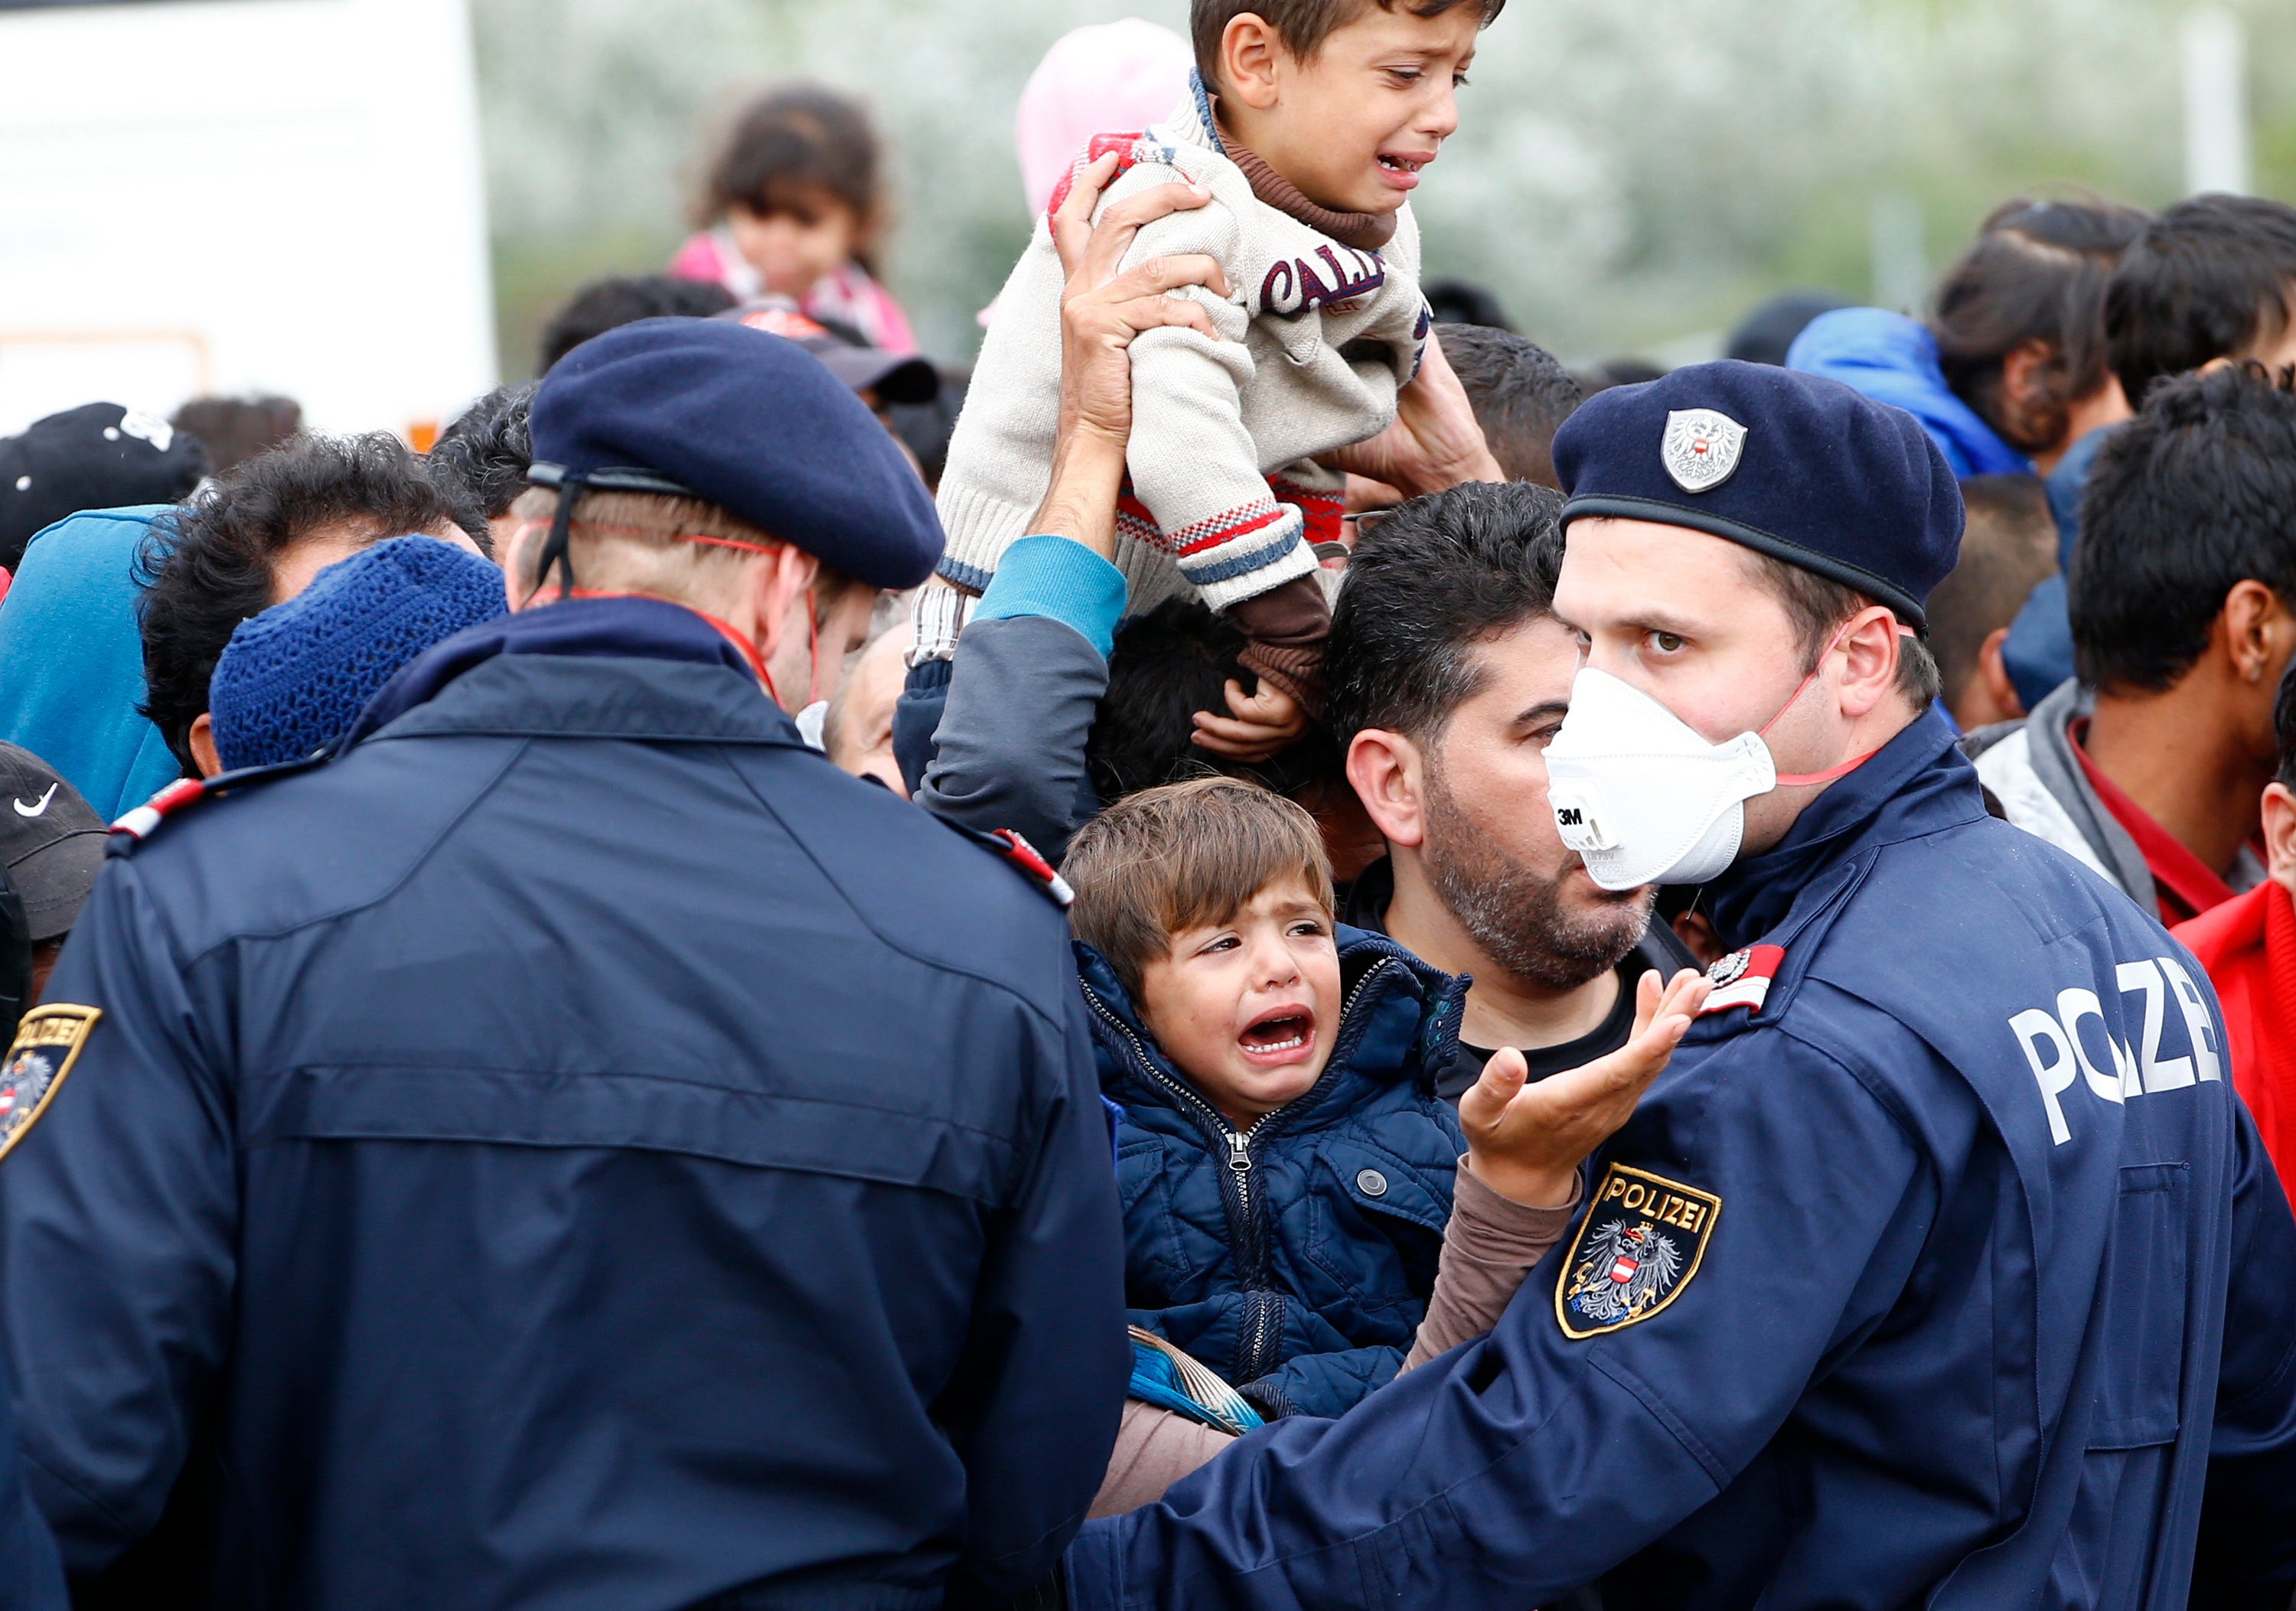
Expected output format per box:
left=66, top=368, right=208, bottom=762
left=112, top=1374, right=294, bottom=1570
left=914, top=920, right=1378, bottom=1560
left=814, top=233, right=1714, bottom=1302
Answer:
left=1345, top=727, right=1429, bottom=849
left=1828, top=605, right=1913, bottom=724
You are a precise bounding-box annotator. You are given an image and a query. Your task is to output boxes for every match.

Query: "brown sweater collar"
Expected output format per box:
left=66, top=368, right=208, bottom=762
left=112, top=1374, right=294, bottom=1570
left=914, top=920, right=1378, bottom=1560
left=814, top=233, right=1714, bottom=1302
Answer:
left=1214, top=117, right=1397, bottom=253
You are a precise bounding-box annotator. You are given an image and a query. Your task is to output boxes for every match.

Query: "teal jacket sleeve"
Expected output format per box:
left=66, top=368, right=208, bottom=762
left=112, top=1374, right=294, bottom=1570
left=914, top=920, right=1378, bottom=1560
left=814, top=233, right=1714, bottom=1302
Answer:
left=918, top=536, right=1127, bottom=861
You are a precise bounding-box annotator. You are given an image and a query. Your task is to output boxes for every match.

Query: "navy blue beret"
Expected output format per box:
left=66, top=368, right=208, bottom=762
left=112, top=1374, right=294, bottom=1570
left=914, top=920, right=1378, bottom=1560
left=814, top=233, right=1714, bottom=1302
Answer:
left=528, top=317, right=943, bottom=589
left=1554, top=360, right=1962, bottom=631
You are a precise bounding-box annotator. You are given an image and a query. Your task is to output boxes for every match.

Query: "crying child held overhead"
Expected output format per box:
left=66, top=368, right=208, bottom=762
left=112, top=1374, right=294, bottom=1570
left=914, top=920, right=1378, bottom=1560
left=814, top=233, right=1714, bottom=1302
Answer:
left=921, top=0, right=1501, bottom=725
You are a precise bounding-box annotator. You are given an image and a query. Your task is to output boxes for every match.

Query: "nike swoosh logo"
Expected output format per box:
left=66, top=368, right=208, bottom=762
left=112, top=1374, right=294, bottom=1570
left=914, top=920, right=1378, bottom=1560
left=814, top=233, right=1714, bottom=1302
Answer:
left=14, top=784, right=57, bottom=818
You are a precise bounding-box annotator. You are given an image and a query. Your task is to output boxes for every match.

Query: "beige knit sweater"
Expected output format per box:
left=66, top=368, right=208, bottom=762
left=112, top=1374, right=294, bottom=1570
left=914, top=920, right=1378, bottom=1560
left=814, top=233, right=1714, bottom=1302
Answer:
left=920, top=80, right=1428, bottom=670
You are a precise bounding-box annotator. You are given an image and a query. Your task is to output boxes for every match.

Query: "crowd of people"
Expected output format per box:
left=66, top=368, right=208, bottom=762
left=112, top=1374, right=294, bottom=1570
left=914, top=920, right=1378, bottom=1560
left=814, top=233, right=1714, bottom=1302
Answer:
left=0, top=0, right=2291, bottom=1606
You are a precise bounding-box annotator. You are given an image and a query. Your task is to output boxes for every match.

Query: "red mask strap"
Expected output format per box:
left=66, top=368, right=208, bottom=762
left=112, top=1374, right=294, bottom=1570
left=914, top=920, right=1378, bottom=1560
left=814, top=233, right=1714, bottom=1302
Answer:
left=688, top=604, right=780, bottom=704
left=507, top=523, right=793, bottom=702
left=551, top=586, right=780, bottom=703
left=1760, top=612, right=1916, bottom=788
left=1773, top=748, right=1884, bottom=788
left=806, top=588, right=821, bottom=707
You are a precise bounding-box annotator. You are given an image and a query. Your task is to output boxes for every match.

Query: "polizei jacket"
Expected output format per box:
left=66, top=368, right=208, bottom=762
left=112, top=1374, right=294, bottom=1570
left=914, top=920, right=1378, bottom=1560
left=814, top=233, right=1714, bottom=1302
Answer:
left=1078, top=925, right=1466, bottom=1422
left=0, top=598, right=1127, bottom=1611
left=1069, top=706, right=2296, bottom=1608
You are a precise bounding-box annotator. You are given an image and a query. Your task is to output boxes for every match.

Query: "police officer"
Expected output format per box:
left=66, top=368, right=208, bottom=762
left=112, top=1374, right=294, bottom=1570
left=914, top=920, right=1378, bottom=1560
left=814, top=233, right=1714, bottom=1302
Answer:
left=0, top=318, right=1129, bottom=1608
left=1065, top=364, right=2296, bottom=1605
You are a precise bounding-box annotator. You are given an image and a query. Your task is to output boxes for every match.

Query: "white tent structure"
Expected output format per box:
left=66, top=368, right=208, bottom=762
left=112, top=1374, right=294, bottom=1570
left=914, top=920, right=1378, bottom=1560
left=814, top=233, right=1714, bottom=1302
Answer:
left=0, top=0, right=497, bottom=441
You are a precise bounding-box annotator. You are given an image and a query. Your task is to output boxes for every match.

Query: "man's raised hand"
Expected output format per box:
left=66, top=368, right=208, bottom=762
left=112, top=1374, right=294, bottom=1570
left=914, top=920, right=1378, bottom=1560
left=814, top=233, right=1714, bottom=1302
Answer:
left=1322, top=325, right=1505, bottom=497
left=1046, top=152, right=1231, bottom=447
left=1458, top=967, right=1713, bottom=1208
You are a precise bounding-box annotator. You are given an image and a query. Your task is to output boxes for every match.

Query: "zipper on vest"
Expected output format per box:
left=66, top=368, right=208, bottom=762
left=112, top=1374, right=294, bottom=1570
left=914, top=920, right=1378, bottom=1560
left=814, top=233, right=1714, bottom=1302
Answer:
left=1084, top=955, right=1402, bottom=1387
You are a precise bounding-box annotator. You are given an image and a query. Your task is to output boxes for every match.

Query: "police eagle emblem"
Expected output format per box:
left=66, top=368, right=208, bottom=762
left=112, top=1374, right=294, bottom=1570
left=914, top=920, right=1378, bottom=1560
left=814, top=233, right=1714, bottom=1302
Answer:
left=0, top=1005, right=100, bottom=1164
left=1557, top=1163, right=1721, bottom=1338
left=1661, top=409, right=1746, bottom=494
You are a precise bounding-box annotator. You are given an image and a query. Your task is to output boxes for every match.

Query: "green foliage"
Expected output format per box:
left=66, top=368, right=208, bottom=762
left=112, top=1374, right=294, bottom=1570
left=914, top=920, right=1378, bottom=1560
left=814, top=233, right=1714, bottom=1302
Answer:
left=472, top=0, right=2296, bottom=374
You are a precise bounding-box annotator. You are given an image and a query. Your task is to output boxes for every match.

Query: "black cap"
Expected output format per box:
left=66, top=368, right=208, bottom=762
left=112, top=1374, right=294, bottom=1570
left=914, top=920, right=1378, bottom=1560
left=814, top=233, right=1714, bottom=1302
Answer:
left=717, top=301, right=941, bottom=406
left=0, top=403, right=210, bottom=571
left=0, top=747, right=105, bottom=942
left=1554, top=360, right=1962, bottom=631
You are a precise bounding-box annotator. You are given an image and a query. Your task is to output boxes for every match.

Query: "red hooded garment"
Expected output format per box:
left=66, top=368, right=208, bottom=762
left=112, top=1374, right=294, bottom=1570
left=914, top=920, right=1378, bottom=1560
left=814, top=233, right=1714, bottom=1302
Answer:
left=2174, top=878, right=2296, bottom=1202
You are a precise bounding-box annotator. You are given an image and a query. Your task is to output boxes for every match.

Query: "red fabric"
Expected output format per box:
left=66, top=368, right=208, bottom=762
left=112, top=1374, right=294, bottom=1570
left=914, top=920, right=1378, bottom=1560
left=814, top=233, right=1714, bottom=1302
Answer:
left=2174, top=880, right=2296, bottom=1204
left=2067, top=719, right=2236, bottom=925
left=1114, top=474, right=1348, bottom=556
left=0, top=566, right=11, bottom=606
left=1043, top=132, right=1146, bottom=220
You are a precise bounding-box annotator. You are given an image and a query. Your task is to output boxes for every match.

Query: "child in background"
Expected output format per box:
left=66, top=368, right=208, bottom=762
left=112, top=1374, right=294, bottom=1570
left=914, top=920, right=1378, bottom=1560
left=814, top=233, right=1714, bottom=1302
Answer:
left=670, top=83, right=917, bottom=355
left=920, top=0, right=1503, bottom=739
left=1065, top=775, right=1467, bottom=1422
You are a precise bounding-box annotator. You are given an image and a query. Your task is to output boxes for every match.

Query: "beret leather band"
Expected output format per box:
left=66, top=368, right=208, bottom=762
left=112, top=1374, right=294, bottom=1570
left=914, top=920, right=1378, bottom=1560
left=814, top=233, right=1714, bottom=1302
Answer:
left=1559, top=491, right=1929, bottom=633
left=525, top=461, right=713, bottom=600
left=524, top=461, right=697, bottom=501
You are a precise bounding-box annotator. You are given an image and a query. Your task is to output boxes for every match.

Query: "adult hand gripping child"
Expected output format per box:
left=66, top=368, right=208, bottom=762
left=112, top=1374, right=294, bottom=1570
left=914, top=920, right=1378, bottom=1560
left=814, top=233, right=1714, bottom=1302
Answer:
left=1032, top=155, right=1312, bottom=764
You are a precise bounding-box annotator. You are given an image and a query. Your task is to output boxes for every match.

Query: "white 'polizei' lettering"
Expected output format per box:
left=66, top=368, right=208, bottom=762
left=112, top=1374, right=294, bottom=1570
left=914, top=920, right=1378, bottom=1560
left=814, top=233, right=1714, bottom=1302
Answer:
left=2160, top=955, right=2223, bottom=1084
left=2113, top=959, right=2195, bottom=1092
left=2011, top=954, right=2223, bottom=1145
left=2010, top=1008, right=2079, bottom=1145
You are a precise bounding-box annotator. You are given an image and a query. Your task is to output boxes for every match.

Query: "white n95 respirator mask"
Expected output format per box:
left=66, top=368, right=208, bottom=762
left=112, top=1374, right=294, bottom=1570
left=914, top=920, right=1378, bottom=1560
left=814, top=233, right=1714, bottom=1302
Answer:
left=1543, top=668, right=1776, bottom=891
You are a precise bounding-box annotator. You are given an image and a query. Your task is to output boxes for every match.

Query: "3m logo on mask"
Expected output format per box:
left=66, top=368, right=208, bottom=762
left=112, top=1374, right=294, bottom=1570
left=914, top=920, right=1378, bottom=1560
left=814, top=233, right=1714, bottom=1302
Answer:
left=1548, top=789, right=1612, bottom=848
left=1544, top=668, right=1778, bottom=892
left=2009, top=955, right=2222, bottom=1145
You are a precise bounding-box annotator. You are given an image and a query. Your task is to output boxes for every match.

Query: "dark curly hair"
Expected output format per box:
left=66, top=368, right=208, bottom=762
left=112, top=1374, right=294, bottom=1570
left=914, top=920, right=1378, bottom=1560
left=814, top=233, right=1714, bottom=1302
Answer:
left=1326, top=480, right=1562, bottom=746
left=1087, top=600, right=1340, bottom=806
left=2107, top=194, right=2296, bottom=407
left=2071, top=363, right=2296, bottom=693
left=138, top=432, right=485, bottom=772
left=429, top=384, right=535, bottom=519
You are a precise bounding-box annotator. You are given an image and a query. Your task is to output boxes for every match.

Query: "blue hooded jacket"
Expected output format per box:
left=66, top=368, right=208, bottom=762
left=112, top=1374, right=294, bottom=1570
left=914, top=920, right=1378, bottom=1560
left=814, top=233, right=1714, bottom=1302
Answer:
left=1078, top=925, right=1466, bottom=1421
left=0, top=507, right=182, bottom=821
left=1786, top=308, right=2032, bottom=480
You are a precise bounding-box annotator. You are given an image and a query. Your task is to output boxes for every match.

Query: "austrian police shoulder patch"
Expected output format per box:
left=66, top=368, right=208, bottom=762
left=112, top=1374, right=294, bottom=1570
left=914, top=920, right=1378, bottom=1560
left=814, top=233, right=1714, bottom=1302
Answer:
left=0, top=1005, right=99, bottom=1163
left=1557, top=1163, right=1720, bottom=1339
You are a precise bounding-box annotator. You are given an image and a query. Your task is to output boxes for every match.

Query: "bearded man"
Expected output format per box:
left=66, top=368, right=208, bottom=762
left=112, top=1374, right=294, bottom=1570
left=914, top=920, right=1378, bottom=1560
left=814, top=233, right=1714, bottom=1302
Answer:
left=1331, top=478, right=1699, bottom=1102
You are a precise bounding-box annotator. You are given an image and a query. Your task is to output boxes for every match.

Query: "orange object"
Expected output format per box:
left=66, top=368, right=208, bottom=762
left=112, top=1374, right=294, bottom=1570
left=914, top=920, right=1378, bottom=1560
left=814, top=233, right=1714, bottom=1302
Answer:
left=407, top=419, right=439, bottom=454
